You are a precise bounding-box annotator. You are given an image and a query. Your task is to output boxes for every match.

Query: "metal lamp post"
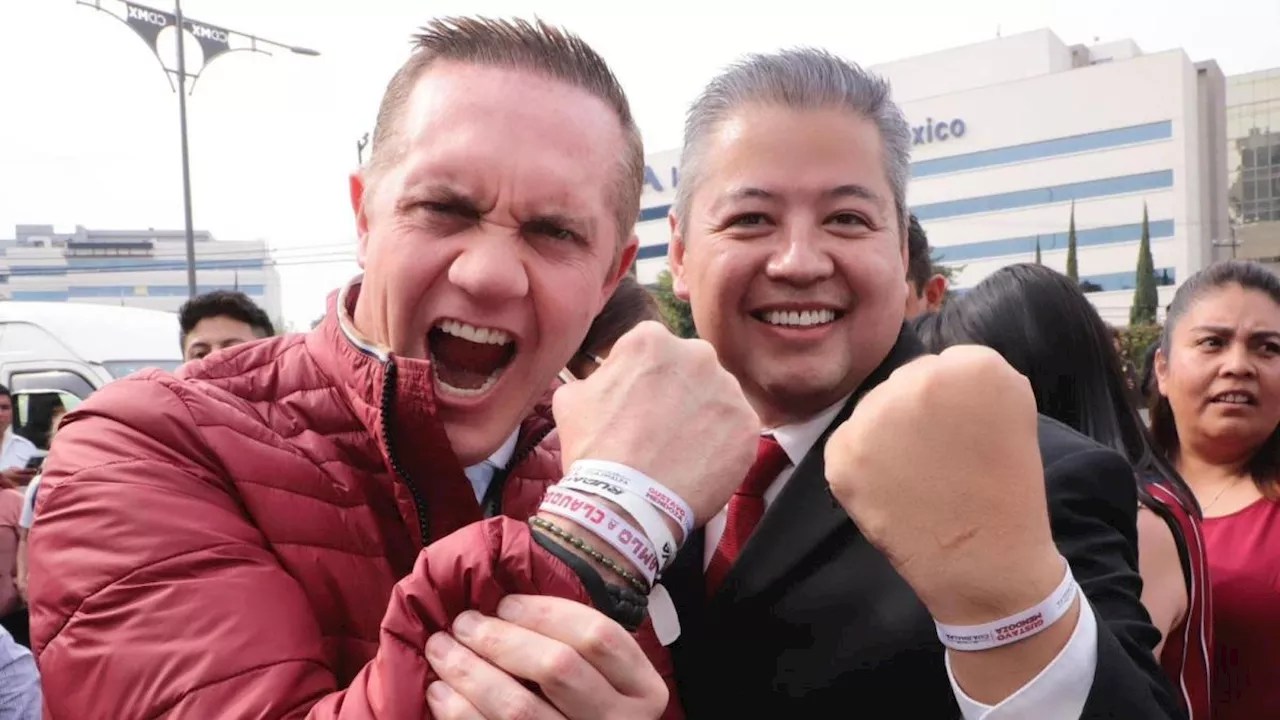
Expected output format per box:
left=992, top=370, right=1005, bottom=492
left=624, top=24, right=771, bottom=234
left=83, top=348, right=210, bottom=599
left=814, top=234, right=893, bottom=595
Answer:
left=77, top=0, right=319, bottom=297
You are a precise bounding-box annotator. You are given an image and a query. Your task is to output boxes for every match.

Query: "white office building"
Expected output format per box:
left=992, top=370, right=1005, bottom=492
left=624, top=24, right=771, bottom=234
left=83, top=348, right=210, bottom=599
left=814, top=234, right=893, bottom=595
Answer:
left=0, top=224, right=282, bottom=321
left=634, top=29, right=1230, bottom=326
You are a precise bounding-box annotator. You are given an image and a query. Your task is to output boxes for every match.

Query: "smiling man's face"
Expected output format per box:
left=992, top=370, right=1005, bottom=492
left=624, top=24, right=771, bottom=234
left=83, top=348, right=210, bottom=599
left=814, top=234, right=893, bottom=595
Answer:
left=671, top=105, right=907, bottom=426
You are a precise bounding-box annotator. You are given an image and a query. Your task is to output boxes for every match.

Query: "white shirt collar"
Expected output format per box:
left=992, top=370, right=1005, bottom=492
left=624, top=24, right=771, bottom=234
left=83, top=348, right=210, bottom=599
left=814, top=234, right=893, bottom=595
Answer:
left=485, top=428, right=520, bottom=470
left=765, top=394, right=853, bottom=466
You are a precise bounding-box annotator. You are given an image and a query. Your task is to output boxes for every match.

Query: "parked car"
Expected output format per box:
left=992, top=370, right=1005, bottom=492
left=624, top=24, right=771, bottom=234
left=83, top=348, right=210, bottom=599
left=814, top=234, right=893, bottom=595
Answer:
left=0, top=302, right=182, bottom=450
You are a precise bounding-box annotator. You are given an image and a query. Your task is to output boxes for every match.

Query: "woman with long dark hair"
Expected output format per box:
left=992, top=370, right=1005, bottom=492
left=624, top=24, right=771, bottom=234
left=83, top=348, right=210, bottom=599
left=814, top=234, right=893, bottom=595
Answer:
left=913, top=263, right=1211, bottom=720
left=1149, top=260, right=1280, bottom=719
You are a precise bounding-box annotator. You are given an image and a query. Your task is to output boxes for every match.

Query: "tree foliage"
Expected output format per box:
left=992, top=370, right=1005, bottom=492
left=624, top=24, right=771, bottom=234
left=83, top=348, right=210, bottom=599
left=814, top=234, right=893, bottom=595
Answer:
left=1116, top=323, right=1163, bottom=375
left=1066, top=202, right=1079, bottom=282
left=1130, top=203, right=1159, bottom=326
left=651, top=271, right=697, bottom=338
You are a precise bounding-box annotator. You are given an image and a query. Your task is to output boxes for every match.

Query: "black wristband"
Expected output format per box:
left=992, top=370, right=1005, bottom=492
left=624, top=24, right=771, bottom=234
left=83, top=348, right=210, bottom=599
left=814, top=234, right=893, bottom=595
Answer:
left=530, top=528, right=649, bottom=632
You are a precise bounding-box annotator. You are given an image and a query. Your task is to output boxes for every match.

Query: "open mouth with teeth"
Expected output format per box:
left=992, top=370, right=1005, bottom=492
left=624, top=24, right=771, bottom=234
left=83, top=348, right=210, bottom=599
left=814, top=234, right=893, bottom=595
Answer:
left=427, top=319, right=516, bottom=396
left=1210, top=391, right=1257, bottom=406
left=752, top=308, right=844, bottom=329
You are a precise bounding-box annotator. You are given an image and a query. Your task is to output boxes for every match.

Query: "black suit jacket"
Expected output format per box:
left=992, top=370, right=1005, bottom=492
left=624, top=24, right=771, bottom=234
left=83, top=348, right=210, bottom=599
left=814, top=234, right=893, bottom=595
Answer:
left=664, top=328, right=1181, bottom=719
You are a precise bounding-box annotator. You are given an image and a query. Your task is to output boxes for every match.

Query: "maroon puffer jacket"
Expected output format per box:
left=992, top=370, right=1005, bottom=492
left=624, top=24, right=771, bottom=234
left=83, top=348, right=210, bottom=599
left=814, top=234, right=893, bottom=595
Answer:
left=28, top=279, right=678, bottom=719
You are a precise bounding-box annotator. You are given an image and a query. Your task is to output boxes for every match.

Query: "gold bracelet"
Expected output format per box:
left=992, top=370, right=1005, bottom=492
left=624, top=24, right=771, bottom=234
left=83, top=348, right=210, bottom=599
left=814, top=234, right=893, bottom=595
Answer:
left=529, top=517, right=651, bottom=594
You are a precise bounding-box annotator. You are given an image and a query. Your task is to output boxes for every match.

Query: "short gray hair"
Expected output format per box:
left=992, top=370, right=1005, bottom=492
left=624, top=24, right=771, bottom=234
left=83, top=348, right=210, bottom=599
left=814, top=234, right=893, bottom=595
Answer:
left=672, top=48, right=912, bottom=238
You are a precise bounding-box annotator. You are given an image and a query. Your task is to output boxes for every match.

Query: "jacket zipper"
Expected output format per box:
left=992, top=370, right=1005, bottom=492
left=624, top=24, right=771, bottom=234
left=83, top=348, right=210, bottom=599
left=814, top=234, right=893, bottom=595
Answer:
left=379, top=359, right=431, bottom=545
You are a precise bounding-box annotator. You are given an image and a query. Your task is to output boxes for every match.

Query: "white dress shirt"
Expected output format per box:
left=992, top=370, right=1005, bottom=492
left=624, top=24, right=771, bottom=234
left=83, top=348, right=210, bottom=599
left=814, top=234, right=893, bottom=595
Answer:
left=19, top=477, right=40, bottom=530
left=463, top=430, right=520, bottom=504
left=704, top=397, right=1098, bottom=720
left=0, top=430, right=35, bottom=474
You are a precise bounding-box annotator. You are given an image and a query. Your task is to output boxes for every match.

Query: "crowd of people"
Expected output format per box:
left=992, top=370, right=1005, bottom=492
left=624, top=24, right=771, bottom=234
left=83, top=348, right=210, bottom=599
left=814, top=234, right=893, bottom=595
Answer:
left=1, top=15, right=1275, bottom=720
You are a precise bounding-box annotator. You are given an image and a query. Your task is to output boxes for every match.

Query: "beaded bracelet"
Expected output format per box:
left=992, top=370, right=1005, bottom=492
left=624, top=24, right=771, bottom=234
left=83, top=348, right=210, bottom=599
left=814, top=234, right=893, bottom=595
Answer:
left=529, top=517, right=651, bottom=595
left=530, top=529, right=648, bottom=632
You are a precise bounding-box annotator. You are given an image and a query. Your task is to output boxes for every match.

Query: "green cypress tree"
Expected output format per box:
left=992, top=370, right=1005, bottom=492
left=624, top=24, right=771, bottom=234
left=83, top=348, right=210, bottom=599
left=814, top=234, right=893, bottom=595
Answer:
left=1066, top=202, right=1079, bottom=282
left=1034, top=236, right=1042, bottom=265
left=1130, top=203, right=1159, bottom=325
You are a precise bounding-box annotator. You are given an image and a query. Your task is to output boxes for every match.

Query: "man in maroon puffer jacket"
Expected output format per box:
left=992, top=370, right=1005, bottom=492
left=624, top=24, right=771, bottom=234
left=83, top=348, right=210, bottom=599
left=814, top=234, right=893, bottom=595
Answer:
left=26, top=16, right=761, bottom=720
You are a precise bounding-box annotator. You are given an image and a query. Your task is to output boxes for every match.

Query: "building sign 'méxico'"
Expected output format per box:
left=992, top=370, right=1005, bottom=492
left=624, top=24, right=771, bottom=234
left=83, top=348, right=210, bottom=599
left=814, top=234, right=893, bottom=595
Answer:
left=913, top=118, right=967, bottom=146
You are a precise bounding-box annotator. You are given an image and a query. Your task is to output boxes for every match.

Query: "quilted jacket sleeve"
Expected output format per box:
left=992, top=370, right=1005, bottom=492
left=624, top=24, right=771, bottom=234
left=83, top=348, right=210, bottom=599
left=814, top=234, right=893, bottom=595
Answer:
left=320, top=517, right=681, bottom=719
left=30, top=376, right=680, bottom=720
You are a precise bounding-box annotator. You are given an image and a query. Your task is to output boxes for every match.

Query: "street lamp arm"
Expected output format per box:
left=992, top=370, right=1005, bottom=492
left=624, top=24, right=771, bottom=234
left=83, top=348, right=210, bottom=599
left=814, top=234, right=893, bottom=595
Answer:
left=75, top=0, right=318, bottom=300
left=76, top=0, right=319, bottom=90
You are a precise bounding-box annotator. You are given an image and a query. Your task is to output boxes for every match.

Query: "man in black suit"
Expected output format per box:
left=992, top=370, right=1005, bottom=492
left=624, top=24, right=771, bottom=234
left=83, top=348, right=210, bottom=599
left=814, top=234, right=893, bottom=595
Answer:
left=658, top=49, right=1181, bottom=718
left=413, top=47, right=1181, bottom=720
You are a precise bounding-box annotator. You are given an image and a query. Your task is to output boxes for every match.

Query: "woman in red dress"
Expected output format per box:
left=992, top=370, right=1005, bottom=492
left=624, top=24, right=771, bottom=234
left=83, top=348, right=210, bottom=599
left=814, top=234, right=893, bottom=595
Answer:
left=913, top=262, right=1212, bottom=719
left=1151, top=259, right=1280, bottom=719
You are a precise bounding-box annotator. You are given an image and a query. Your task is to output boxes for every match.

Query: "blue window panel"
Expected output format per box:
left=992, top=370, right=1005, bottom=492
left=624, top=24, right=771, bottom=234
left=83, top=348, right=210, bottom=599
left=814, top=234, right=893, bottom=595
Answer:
left=147, top=284, right=267, bottom=297
left=8, top=267, right=67, bottom=277
left=11, top=291, right=70, bottom=301
left=639, top=206, right=669, bottom=223
left=633, top=122, right=1175, bottom=223
left=640, top=170, right=1175, bottom=227
left=955, top=268, right=1175, bottom=294
left=1079, top=267, right=1177, bottom=293
left=912, top=122, right=1173, bottom=178
left=66, top=285, right=267, bottom=298
left=912, top=171, right=1173, bottom=221
left=65, top=257, right=267, bottom=271
left=934, top=220, right=1176, bottom=263
left=636, top=244, right=668, bottom=261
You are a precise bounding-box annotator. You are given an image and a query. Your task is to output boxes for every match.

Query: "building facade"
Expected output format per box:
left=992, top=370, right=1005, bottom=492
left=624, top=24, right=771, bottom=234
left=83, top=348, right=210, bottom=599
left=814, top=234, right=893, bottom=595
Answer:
left=1226, top=67, right=1280, bottom=272
left=0, top=224, right=282, bottom=321
left=634, top=29, right=1229, bottom=326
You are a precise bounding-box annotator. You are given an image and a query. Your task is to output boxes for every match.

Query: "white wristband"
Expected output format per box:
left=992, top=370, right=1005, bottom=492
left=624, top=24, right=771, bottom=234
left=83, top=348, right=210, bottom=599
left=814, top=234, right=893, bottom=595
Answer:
left=567, top=459, right=695, bottom=541
left=539, top=487, right=659, bottom=586
left=935, top=559, right=1079, bottom=652
left=558, top=474, right=680, bottom=571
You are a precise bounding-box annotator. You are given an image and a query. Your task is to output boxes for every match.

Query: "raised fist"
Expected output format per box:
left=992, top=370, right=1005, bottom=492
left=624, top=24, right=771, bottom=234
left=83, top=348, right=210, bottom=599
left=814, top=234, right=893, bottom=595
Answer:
left=553, top=321, right=759, bottom=527
left=825, top=345, right=1061, bottom=624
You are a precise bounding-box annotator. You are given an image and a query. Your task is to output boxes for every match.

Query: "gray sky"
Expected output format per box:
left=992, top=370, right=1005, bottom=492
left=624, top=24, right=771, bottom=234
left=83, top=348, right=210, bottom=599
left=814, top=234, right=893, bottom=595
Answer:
left=2, top=0, right=1278, bottom=328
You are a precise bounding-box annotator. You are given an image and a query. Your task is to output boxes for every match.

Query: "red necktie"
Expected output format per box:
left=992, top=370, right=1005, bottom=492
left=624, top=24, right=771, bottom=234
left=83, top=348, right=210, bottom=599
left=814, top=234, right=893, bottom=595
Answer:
left=705, top=435, right=791, bottom=597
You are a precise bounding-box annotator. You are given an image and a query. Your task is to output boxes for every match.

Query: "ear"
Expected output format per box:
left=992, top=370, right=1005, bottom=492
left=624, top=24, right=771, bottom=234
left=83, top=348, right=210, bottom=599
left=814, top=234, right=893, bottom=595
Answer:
left=924, top=274, right=949, bottom=311
left=602, top=235, right=640, bottom=307
left=1154, top=347, right=1170, bottom=395
left=350, top=171, right=370, bottom=268
left=668, top=212, right=692, bottom=302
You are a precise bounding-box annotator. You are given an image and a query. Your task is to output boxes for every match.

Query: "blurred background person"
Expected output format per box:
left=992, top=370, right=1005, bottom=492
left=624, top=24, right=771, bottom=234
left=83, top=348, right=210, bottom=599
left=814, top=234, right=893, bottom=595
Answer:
left=915, top=262, right=1212, bottom=720
left=178, top=290, right=275, bottom=362
left=15, top=399, right=65, bottom=611
left=1150, top=259, right=1280, bottom=720
left=0, top=482, right=24, bottom=649
left=561, top=274, right=663, bottom=381
left=0, top=624, right=40, bottom=719
left=0, top=388, right=36, bottom=491
left=1114, top=327, right=1141, bottom=394
left=904, top=213, right=948, bottom=321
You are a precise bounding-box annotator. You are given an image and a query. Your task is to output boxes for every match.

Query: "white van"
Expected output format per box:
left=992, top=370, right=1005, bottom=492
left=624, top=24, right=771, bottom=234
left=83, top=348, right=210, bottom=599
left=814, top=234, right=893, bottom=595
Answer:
left=0, top=302, right=183, bottom=451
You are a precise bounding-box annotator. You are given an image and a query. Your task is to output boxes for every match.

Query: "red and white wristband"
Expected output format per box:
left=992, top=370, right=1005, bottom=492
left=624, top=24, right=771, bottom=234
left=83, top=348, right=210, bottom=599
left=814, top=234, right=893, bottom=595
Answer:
left=558, top=473, right=680, bottom=571
left=539, top=487, right=660, bottom=587
left=565, top=459, right=695, bottom=541
left=934, top=558, right=1080, bottom=652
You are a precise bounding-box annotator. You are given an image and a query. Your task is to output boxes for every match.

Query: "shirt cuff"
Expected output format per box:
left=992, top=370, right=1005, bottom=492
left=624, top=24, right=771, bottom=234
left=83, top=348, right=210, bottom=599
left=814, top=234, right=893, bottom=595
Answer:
left=948, top=598, right=1098, bottom=720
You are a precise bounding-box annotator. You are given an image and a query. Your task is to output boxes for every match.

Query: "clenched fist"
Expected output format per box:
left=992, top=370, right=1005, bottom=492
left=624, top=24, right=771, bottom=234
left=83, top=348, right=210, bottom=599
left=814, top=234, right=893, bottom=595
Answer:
left=825, top=345, right=1062, bottom=625
left=554, top=321, right=759, bottom=526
